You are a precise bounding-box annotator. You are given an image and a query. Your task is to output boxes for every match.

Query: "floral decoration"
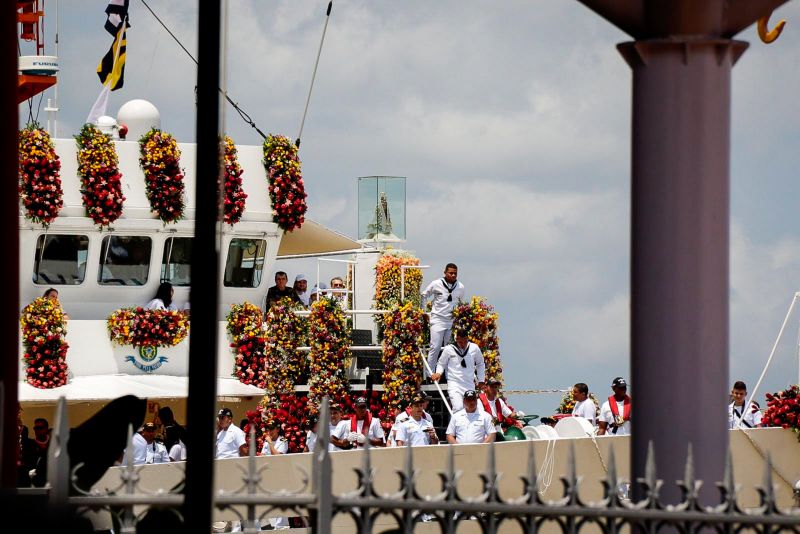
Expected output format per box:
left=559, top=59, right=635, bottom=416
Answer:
left=762, top=385, right=800, bottom=440
left=262, top=134, right=307, bottom=232
left=139, top=128, right=185, bottom=223
left=307, top=297, right=351, bottom=409
left=452, top=296, right=503, bottom=385
left=226, top=302, right=268, bottom=388
left=107, top=308, right=189, bottom=347
left=381, top=301, right=427, bottom=426
left=374, top=250, right=423, bottom=337
left=75, top=124, right=125, bottom=228
left=18, top=124, right=63, bottom=226
left=221, top=135, right=247, bottom=225
left=263, top=297, right=308, bottom=394
left=20, top=297, right=69, bottom=389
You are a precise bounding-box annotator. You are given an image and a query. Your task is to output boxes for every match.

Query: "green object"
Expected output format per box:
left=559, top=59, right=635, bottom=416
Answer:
left=503, top=426, right=526, bottom=441
left=494, top=431, right=505, bottom=442
left=520, top=414, right=539, bottom=425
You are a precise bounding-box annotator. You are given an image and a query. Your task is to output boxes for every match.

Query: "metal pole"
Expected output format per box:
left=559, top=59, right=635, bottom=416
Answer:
left=0, top=0, right=19, bottom=490
left=183, top=0, right=221, bottom=531
left=574, top=0, right=790, bottom=504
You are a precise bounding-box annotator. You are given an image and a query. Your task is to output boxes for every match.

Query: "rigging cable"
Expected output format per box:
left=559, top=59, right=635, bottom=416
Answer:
left=139, top=0, right=267, bottom=140
left=296, top=1, right=333, bottom=148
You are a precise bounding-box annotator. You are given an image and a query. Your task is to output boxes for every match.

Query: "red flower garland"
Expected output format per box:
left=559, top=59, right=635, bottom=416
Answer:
left=381, top=302, right=427, bottom=426
left=307, top=298, right=351, bottom=410
left=139, top=128, right=186, bottom=223
left=762, top=385, right=800, bottom=440
left=263, top=134, right=307, bottom=232
left=263, top=297, right=308, bottom=394
left=222, top=136, right=247, bottom=225
left=20, top=297, right=69, bottom=389
left=18, top=125, right=63, bottom=226
left=452, top=296, right=504, bottom=385
left=227, top=302, right=268, bottom=388
left=76, top=124, right=125, bottom=228
left=107, top=308, right=190, bottom=348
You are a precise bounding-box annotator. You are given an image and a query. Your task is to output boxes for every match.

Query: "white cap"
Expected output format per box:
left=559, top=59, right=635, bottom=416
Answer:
left=295, top=274, right=307, bottom=282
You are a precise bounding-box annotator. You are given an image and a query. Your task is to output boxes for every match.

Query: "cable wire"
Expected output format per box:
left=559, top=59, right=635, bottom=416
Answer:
left=139, top=0, right=267, bottom=139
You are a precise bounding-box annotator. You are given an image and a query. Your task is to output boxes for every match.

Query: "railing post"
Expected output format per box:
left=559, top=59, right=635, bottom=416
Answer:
left=47, top=396, right=70, bottom=508
left=312, top=397, right=332, bottom=534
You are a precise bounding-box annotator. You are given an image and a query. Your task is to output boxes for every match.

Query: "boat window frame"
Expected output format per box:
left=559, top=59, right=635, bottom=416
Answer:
left=160, top=236, right=192, bottom=286
left=223, top=237, right=268, bottom=288
left=32, top=233, right=90, bottom=286
left=97, top=235, right=153, bottom=287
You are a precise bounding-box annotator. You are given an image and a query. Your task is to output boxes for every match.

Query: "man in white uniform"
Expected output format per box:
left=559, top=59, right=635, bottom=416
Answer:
left=304, top=417, right=319, bottom=453
left=346, top=397, right=385, bottom=448
left=128, top=422, right=169, bottom=465
left=390, top=392, right=434, bottom=446
left=477, top=379, right=521, bottom=433
left=432, top=330, right=485, bottom=412
left=728, top=380, right=762, bottom=429
left=446, top=390, right=496, bottom=444
left=216, top=408, right=247, bottom=459
left=598, top=378, right=631, bottom=436
left=422, top=263, right=465, bottom=374
left=396, top=394, right=439, bottom=446
left=260, top=421, right=289, bottom=456
left=571, top=383, right=597, bottom=426
left=328, top=404, right=353, bottom=451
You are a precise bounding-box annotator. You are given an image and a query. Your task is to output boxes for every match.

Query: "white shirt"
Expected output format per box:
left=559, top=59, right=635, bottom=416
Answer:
left=390, top=410, right=433, bottom=445
left=216, top=424, right=246, bottom=458
left=572, top=398, right=598, bottom=425
left=329, top=420, right=351, bottom=451
left=396, top=416, right=436, bottom=446
left=728, top=402, right=762, bottom=429
left=477, top=394, right=514, bottom=432
left=296, top=291, right=310, bottom=306
left=261, top=436, right=289, bottom=455
left=351, top=417, right=385, bottom=447
left=446, top=409, right=496, bottom=444
left=600, top=398, right=631, bottom=436
left=169, top=440, right=187, bottom=461
left=144, top=298, right=178, bottom=311
left=423, top=278, right=465, bottom=325
left=128, top=433, right=149, bottom=465
left=145, top=440, right=169, bottom=464
left=306, top=431, right=317, bottom=452
left=436, top=342, right=485, bottom=391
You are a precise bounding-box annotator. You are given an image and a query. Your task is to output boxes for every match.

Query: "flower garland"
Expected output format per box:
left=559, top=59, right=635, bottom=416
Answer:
left=20, top=297, right=69, bottom=389
left=107, top=308, right=189, bottom=347
left=75, top=124, right=125, bottom=228
left=374, top=250, right=423, bottom=338
left=18, top=124, right=63, bottom=226
left=262, top=134, right=307, bottom=232
left=139, top=128, right=185, bottom=223
left=221, top=136, right=247, bottom=225
left=226, top=302, right=268, bottom=387
left=307, top=297, right=351, bottom=409
left=381, top=302, right=427, bottom=425
left=762, top=385, right=800, bottom=440
left=452, top=296, right=503, bottom=385
left=263, top=297, right=307, bottom=394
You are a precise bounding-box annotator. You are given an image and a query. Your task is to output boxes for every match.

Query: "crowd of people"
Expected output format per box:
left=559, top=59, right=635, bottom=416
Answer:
left=264, top=271, right=347, bottom=309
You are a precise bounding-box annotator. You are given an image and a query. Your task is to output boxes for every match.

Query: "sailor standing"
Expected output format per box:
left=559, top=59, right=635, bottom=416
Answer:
left=598, top=378, right=631, bottom=436
left=422, top=263, right=465, bottom=374
left=728, top=380, right=762, bottom=429
left=432, top=329, right=485, bottom=412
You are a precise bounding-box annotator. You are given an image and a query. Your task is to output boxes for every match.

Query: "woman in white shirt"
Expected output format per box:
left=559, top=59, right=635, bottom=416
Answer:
left=165, top=425, right=186, bottom=461
left=145, top=282, right=174, bottom=311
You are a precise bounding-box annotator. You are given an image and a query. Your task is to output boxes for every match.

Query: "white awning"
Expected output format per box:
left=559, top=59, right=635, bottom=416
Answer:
left=18, top=376, right=264, bottom=405
left=277, top=219, right=366, bottom=258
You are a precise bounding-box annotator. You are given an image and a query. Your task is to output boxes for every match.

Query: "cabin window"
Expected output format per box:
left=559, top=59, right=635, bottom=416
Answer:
left=33, top=234, right=89, bottom=285
left=224, top=238, right=267, bottom=288
left=98, top=236, right=152, bottom=286
left=161, top=237, right=191, bottom=286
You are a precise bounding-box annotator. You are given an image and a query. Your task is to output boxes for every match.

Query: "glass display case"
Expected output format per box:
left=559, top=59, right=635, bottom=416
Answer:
left=357, top=176, right=406, bottom=242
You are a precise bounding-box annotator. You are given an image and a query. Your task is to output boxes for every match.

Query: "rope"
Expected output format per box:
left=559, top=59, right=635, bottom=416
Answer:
left=588, top=432, right=608, bottom=474
left=538, top=439, right=557, bottom=496
left=503, top=389, right=570, bottom=395
left=418, top=348, right=453, bottom=416
left=738, top=429, right=794, bottom=491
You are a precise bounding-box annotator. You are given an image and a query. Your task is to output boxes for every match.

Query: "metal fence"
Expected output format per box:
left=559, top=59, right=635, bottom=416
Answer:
left=41, top=397, right=800, bottom=533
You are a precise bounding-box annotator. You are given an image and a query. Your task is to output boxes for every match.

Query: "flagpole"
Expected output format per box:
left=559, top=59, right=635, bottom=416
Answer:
left=86, top=16, right=126, bottom=125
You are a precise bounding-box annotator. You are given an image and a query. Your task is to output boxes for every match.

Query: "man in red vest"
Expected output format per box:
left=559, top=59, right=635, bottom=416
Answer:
left=347, top=397, right=386, bottom=448
left=598, top=377, right=631, bottom=436
left=477, top=379, right=522, bottom=432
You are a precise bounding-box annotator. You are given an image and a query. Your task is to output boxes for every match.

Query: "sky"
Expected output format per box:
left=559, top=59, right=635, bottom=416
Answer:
left=19, top=1, right=800, bottom=417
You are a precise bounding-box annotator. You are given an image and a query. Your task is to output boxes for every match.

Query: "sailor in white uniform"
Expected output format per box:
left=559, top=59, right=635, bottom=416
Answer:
left=260, top=421, right=290, bottom=529
left=422, top=263, right=465, bottom=374
left=127, top=422, right=169, bottom=465
left=395, top=394, right=439, bottom=446
left=215, top=408, right=247, bottom=459
left=432, top=330, right=485, bottom=412
left=446, top=390, right=496, bottom=444
left=728, top=380, right=762, bottom=429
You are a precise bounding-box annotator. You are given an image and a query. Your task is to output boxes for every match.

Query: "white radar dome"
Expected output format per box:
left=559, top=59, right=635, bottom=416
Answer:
left=117, top=99, right=161, bottom=140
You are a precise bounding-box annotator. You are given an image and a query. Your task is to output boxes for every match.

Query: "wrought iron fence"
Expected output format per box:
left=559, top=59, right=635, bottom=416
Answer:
left=39, top=397, right=800, bottom=533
